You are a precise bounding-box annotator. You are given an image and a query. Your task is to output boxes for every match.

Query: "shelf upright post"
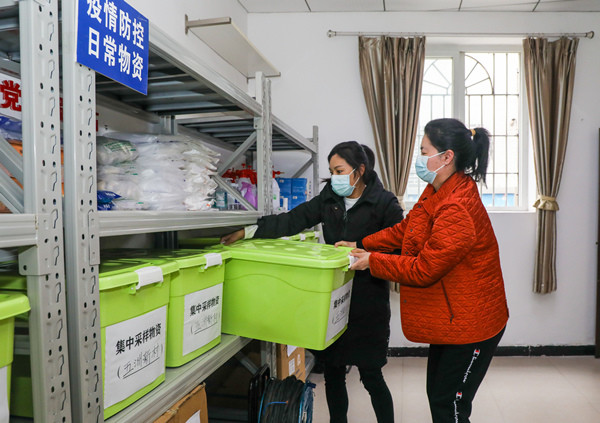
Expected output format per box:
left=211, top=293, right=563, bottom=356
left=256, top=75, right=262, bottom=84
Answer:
left=254, top=71, right=273, bottom=216
left=61, top=0, right=103, bottom=421
left=311, top=125, right=319, bottom=199
left=311, top=126, right=321, bottom=234
left=17, top=0, right=72, bottom=421
left=254, top=72, right=277, bottom=376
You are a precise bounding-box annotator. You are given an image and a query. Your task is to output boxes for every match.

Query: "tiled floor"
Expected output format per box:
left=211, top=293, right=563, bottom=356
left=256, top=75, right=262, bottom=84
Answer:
left=309, top=356, right=600, bottom=422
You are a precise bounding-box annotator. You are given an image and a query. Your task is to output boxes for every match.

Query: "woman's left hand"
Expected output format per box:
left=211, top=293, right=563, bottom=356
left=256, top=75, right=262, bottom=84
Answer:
left=349, top=249, right=371, bottom=271
left=335, top=240, right=356, bottom=248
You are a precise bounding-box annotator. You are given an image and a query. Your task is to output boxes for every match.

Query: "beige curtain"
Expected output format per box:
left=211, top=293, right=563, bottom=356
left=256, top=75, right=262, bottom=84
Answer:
left=523, top=37, right=578, bottom=294
left=359, top=36, right=426, bottom=209
left=359, top=36, right=425, bottom=293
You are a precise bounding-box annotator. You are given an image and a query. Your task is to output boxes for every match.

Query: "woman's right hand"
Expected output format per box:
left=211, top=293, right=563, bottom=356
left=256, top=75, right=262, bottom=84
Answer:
left=335, top=240, right=357, bottom=249
left=220, top=229, right=245, bottom=245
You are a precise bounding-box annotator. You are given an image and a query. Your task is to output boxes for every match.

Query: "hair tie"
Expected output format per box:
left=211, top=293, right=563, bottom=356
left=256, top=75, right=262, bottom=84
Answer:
left=470, top=128, right=476, bottom=137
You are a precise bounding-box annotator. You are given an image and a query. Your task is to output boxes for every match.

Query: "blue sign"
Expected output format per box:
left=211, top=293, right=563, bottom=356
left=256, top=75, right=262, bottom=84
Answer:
left=77, top=0, right=149, bottom=94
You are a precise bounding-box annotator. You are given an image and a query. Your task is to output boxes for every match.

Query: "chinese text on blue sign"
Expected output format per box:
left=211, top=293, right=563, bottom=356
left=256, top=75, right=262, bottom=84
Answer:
left=77, top=0, right=149, bottom=94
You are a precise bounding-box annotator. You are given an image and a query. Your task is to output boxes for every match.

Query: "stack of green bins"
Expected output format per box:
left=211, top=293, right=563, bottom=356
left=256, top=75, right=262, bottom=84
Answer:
left=0, top=292, right=30, bottom=421
left=0, top=258, right=178, bottom=419
left=205, top=239, right=355, bottom=350
left=98, top=258, right=177, bottom=419
left=104, top=249, right=231, bottom=367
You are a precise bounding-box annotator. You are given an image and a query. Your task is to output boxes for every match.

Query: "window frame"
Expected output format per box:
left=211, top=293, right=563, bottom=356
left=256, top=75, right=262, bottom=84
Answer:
left=404, top=44, right=530, bottom=213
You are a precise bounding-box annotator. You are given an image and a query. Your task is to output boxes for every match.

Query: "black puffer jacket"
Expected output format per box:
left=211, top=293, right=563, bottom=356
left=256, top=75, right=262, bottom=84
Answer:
left=254, top=173, right=403, bottom=367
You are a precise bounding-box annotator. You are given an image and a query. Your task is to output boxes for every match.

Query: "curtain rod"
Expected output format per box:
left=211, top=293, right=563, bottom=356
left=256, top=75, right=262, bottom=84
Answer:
left=327, top=30, right=595, bottom=39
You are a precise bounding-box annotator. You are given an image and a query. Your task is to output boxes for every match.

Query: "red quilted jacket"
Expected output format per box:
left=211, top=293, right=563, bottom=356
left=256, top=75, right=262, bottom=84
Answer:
left=361, top=172, right=508, bottom=344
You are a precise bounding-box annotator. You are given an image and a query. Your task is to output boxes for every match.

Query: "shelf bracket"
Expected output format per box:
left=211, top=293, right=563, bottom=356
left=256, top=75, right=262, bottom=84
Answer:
left=217, top=131, right=257, bottom=175
left=184, top=16, right=280, bottom=79
left=234, top=351, right=259, bottom=375
left=0, top=133, right=24, bottom=182
left=292, top=158, right=314, bottom=179
left=0, top=169, right=23, bottom=212
left=213, top=175, right=257, bottom=212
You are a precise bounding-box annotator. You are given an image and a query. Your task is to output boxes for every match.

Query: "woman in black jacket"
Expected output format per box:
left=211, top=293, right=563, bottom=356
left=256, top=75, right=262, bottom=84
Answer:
left=221, top=141, right=403, bottom=423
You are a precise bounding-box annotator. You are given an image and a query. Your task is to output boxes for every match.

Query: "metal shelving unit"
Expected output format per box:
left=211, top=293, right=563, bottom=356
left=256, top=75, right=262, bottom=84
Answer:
left=57, top=3, right=319, bottom=423
left=0, top=1, right=72, bottom=422
left=2, top=1, right=318, bottom=421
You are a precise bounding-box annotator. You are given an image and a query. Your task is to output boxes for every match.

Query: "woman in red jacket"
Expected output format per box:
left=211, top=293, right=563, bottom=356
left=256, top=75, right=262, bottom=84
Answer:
left=338, top=118, right=509, bottom=423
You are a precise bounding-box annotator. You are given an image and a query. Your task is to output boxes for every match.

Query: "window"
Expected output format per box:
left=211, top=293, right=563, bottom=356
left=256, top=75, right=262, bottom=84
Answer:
left=405, top=47, right=526, bottom=210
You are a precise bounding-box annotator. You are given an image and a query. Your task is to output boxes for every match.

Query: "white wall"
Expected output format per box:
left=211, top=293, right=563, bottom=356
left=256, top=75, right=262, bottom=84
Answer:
left=246, top=12, right=600, bottom=347
left=128, top=0, right=249, bottom=91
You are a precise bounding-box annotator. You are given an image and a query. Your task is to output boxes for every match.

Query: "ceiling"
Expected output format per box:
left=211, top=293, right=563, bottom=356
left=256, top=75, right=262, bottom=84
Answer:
left=237, top=0, right=600, bottom=13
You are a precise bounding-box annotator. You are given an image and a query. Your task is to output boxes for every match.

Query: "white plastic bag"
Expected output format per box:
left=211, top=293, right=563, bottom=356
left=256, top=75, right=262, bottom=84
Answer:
left=97, top=136, right=139, bottom=165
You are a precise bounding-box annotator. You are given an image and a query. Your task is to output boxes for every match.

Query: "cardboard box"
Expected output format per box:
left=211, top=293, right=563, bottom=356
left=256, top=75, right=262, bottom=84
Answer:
left=154, top=383, right=208, bottom=423
left=277, top=344, right=305, bottom=381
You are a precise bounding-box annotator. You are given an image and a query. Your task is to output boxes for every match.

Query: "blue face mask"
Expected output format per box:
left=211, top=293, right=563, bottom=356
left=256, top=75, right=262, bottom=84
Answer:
left=415, top=151, right=446, bottom=184
left=331, top=169, right=360, bottom=197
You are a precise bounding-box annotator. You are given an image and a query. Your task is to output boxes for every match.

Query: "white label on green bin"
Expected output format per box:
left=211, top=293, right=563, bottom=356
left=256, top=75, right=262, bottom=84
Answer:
left=0, top=366, right=7, bottom=423
left=104, top=306, right=167, bottom=409
left=182, top=283, right=223, bottom=356
left=326, top=279, right=353, bottom=342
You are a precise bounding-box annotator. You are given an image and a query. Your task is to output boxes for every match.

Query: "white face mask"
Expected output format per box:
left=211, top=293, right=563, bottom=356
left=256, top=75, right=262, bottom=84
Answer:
left=415, top=151, right=447, bottom=184
left=331, top=169, right=360, bottom=197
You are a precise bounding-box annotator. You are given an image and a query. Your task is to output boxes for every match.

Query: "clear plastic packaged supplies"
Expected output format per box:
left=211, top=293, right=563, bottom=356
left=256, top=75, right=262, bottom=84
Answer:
left=96, top=132, right=220, bottom=211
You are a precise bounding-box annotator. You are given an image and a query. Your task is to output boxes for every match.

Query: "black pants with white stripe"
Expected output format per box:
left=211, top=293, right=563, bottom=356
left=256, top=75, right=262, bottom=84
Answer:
left=426, top=327, right=505, bottom=423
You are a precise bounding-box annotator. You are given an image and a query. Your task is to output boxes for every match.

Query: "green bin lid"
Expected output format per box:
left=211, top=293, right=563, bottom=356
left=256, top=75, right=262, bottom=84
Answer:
left=221, top=239, right=353, bottom=269
left=178, top=238, right=223, bottom=248
left=99, top=258, right=178, bottom=291
left=298, top=231, right=316, bottom=241
left=0, top=292, right=30, bottom=320
left=0, top=261, right=26, bottom=291
left=101, top=248, right=230, bottom=270
left=147, top=249, right=231, bottom=269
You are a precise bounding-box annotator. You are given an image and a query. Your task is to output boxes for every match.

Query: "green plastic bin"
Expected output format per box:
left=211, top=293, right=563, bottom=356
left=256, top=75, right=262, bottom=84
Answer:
left=298, top=231, right=321, bottom=243
left=99, top=258, right=176, bottom=419
left=8, top=315, right=30, bottom=419
left=178, top=237, right=222, bottom=249
left=279, top=234, right=300, bottom=241
left=215, top=239, right=354, bottom=350
left=0, top=292, right=30, bottom=419
left=104, top=249, right=231, bottom=367
left=0, top=261, right=25, bottom=292
left=162, top=250, right=230, bottom=367
left=0, top=262, right=30, bottom=418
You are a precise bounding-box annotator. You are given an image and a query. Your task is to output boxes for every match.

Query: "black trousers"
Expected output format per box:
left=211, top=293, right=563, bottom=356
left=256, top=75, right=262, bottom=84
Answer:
left=427, top=327, right=505, bottom=423
left=323, top=363, right=394, bottom=423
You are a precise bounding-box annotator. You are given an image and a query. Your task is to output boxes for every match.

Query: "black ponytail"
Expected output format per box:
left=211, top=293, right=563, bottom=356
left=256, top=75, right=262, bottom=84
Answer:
left=327, top=141, right=376, bottom=183
left=470, top=128, right=490, bottom=183
left=424, top=118, right=491, bottom=184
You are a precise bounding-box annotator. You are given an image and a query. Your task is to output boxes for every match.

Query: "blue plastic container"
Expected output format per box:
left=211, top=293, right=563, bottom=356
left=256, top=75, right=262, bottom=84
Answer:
left=291, top=178, right=307, bottom=195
